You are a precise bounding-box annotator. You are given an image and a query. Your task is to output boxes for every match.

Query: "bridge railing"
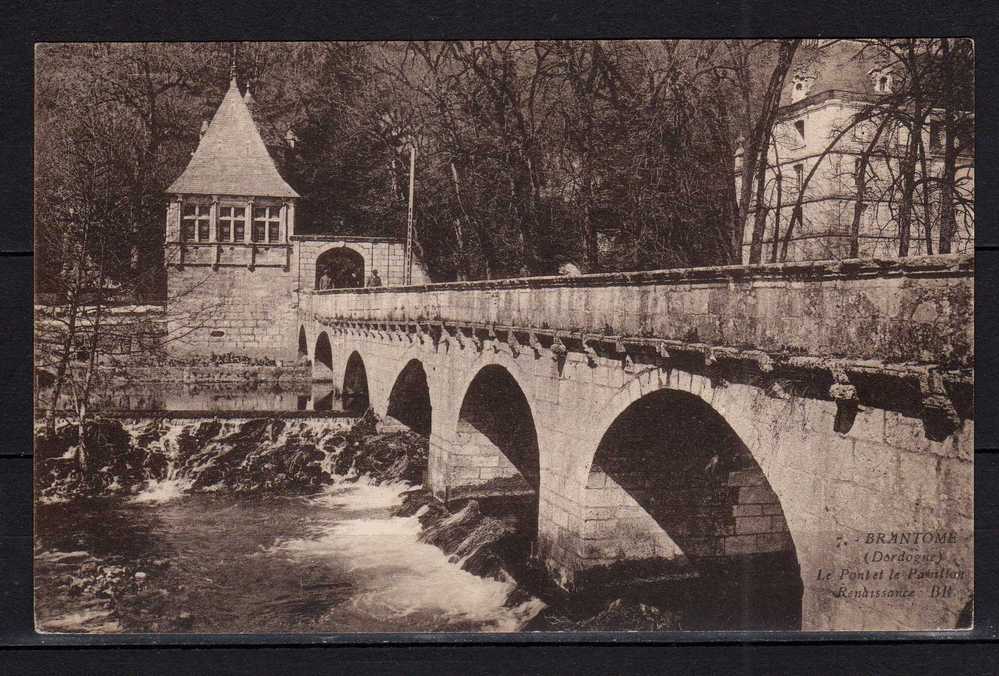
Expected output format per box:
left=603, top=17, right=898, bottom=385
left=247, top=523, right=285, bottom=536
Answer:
left=303, top=254, right=973, bottom=368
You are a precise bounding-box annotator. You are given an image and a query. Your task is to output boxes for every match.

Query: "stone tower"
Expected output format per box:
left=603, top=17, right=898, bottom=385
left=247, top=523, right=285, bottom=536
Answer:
left=164, top=74, right=301, bottom=361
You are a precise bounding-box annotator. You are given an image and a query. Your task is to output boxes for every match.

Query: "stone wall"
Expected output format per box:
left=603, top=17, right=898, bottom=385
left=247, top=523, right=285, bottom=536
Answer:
left=295, top=236, right=431, bottom=291
left=167, top=264, right=299, bottom=362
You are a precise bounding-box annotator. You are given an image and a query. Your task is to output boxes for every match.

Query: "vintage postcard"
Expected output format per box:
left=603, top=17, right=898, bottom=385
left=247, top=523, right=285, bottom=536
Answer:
left=34, top=40, right=973, bottom=634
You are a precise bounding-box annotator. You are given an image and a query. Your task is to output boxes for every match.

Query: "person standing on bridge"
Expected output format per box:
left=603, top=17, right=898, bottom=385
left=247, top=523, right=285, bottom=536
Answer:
left=318, top=268, right=332, bottom=290
left=366, top=269, right=383, bottom=287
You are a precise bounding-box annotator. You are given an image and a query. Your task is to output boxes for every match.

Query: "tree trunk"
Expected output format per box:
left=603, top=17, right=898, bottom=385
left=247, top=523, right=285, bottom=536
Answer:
left=737, top=40, right=800, bottom=264
left=580, top=158, right=598, bottom=272
left=917, top=138, right=934, bottom=255
left=937, top=38, right=959, bottom=254
left=897, top=126, right=919, bottom=257
left=770, top=164, right=784, bottom=263
left=748, top=149, right=770, bottom=264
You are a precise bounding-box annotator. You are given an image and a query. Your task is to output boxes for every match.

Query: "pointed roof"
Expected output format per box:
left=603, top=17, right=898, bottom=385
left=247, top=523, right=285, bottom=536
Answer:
left=167, top=77, right=299, bottom=198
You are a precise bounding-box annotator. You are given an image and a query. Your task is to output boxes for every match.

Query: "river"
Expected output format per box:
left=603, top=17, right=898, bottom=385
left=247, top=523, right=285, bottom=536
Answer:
left=34, top=388, right=548, bottom=634
left=36, top=481, right=544, bottom=633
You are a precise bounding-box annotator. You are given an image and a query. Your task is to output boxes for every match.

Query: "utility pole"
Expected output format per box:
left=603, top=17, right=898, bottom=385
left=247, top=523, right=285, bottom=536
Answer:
left=405, top=145, right=416, bottom=285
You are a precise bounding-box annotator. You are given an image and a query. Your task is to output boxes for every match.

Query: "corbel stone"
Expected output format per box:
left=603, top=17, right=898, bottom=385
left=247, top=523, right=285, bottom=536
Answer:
left=507, top=332, right=521, bottom=358
left=581, top=336, right=599, bottom=368
left=438, top=325, right=452, bottom=352
left=468, top=328, right=483, bottom=353
left=829, top=364, right=859, bottom=434
left=703, top=347, right=718, bottom=367
left=487, top=325, right=500, bottom=353
left=527, top=332, right=543, bottom=358
left=747, top=349, right=775, bottom=374
left=656, top=341, right=672, bottom=362
left=551, top=333, right=567, bottom=361
left=918, top=369, right=960, bottom=441
left=614, top=338, right=636, bottom=373
left=828, top=365, right=857, bottom=402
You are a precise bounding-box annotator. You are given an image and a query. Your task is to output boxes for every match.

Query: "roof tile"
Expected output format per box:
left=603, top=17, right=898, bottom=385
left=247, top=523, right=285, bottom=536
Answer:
left=167, top=78, right=299, bottom=198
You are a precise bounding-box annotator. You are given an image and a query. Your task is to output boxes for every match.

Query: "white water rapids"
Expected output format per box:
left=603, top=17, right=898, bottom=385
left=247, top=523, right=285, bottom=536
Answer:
left=35, top=416, right=546, bottom=634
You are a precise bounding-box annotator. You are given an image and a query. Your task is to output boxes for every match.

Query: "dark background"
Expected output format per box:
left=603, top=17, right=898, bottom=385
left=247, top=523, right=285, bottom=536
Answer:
left=2, top=0, right=997, bottom=671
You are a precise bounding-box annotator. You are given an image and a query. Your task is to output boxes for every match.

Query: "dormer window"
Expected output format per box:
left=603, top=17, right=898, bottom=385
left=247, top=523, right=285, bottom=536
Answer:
left=872, top=68, right=894, bottom=94
left=181, top=204, right=211, bottom=242
left=794, top=120, right=806, bottom=142
left=789, top=74, right=814, bottom=104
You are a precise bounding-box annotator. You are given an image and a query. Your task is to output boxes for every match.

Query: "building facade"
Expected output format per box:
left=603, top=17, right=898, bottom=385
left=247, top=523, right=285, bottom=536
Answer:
left=736, top=40, right=974, bottom=263
left=164, top=75, right=428, bottom=361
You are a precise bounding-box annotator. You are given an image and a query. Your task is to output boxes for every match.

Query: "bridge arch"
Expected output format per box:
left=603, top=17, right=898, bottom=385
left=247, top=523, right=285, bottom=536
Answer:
left=298, top=325, right=308, bottom=363
left=448, top=364, right=541, bottom=531
left=342, top=351, right=370, bottom=415
left=387, top=359, right=432, bottom=436
left=313, top=331, right=334, bottom=381
left=316, top=247, right=364, bottom=289
left=569, top=370, right=803, bottom=629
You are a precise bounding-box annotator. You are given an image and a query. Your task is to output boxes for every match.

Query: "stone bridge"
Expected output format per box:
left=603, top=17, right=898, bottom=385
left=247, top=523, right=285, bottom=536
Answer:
left=296, top=254, right=974, bottom=631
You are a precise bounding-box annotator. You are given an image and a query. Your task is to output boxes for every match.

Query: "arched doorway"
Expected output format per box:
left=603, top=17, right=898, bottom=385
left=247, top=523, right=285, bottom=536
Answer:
left=454, top=365, right=540, bottom=532
left=342, top=351, right=370, bottom=415
left=581, top=388, right=802, bottom=629
left=313, top=332, right=333, bottom=382
left=316, top=247, right=365, bottom=289
left=387, top=360, right=432, bottom=436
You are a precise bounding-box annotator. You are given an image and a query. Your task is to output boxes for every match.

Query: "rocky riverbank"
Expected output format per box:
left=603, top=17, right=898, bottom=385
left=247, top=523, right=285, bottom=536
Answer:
left=34, top=410, right=429, bottom=503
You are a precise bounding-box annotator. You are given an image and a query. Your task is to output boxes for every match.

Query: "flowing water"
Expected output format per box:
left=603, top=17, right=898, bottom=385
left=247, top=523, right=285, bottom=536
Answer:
left=34, top=414, right=546, bottom=634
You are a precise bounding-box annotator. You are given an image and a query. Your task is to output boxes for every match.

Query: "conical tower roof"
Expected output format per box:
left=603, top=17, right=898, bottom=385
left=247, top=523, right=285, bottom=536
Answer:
left=167, top=77, right=299, bottom=198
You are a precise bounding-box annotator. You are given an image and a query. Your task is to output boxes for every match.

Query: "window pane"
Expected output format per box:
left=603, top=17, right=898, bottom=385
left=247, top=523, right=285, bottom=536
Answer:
left=182, top=223, right=196, bottom=241
left=219, top=206, right=232, bottom=218
left=253, top=207, right=266, bottom=219
left=235, top=223, right=245, bottom=241
left=269, top=222, right=279, bottom=242
left=252, top=221, right=265, bottom=242
left=233, top=207, right=245, bottom=218
left=182, top=204, right=195, bottom=216
left=198, top=222, right=210, bottom=241
left=219, top=222, right=231, bottom=241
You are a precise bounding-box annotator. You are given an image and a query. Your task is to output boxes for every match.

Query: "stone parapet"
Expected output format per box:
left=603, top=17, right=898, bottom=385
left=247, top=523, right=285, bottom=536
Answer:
left=306, top=254, right=974, bottom=368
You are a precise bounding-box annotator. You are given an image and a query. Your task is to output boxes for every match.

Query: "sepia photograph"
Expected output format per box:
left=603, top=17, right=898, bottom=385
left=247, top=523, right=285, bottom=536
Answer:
left=33, top=39, right=974, bottom=634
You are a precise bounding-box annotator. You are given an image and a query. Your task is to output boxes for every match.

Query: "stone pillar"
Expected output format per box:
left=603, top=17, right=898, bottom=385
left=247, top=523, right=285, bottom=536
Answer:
left=245, top=198, right=254, bottom=242
left=210, top=197, right=219, bottom=242
left=287, top=200, right=296, bottom=238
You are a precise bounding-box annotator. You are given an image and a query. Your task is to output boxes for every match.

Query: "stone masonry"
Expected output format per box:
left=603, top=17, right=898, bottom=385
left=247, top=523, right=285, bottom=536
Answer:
left=296, top=254, right=974, bottom=631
